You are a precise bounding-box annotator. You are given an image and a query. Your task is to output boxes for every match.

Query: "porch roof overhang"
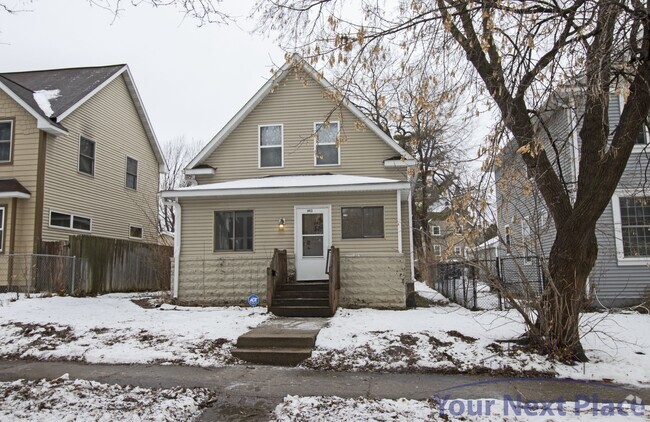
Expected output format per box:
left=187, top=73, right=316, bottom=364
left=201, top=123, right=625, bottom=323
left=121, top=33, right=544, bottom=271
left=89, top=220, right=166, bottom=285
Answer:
left=0, top=178, right=31, bottom=199
left=161, top=174, right=411, bottom=199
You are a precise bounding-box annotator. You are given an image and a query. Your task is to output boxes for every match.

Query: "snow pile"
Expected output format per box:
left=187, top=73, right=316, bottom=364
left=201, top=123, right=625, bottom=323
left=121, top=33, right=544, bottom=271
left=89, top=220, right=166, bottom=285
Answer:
left=0, top=375, right=214, bottom=421
left=32, top=89, right=60, bottom=117
left=274, top=395, right=649, bottom=421
left=0, top=293, right=269, bottom=367
left=414, top=281, right=449, bottom=304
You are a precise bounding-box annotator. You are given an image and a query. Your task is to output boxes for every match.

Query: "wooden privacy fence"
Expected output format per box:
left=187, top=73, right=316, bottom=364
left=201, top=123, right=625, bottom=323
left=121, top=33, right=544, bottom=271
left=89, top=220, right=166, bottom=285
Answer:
left=40, top=235, right=173, bottom=295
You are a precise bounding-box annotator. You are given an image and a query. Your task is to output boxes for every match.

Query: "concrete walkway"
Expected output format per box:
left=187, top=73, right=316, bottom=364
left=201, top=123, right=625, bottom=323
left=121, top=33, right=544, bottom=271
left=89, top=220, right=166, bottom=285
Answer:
left=0, top=360, right=648, bottom=421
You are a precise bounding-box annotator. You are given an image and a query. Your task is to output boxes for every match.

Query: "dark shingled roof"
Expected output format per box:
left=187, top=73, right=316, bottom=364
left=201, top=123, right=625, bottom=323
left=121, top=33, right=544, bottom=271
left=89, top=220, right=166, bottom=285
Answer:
left=0, top=178, right=31, bottom=196
left=0, top=65, right=125, bottom=122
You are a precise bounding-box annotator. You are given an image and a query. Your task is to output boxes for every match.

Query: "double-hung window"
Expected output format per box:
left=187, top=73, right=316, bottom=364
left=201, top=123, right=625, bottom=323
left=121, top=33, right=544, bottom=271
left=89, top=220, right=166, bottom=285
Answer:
left=314, top=121, right=340, bottom=165
left=259, top=125, right=283, bottom=168
left=431, top=225, right=441, bottom=236
left=79, top=136, right=96, bottom=176
left=341, top=206, right=384, bottom=239
left=126, top=157, right=138, bottom=190
left=0, top=120, right=13, bottom=162
left=616, top=196, right=650, bottom=259
left=214, top=211, right=253, bottom=251
left=432, top=244, right=441, bottom=256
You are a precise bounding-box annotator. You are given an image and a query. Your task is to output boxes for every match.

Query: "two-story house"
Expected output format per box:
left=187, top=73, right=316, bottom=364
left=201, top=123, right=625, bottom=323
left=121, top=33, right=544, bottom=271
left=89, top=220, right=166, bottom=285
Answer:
left=495, top=91, right=650, bottom=307
left=162, top=56, right=416, bottom=312
left=0, top=65, right=165, bottom=278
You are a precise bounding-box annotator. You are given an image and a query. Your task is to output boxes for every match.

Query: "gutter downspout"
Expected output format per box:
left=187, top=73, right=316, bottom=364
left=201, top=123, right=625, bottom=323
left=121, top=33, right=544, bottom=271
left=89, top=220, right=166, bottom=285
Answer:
left=165, top=198, right=181, bottom=300
left=408, top=189, right=415, bottom=282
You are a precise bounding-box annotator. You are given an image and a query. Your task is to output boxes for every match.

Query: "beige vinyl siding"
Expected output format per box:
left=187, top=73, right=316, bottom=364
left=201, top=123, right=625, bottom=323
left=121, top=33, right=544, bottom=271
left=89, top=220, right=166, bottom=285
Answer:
left=0, top=90, right=40, bottom=253
left=41, top=75, right=160, bottom=244
left=180, top=190, right=401, bottom=258
left=197, top=68, right=408, bottom=184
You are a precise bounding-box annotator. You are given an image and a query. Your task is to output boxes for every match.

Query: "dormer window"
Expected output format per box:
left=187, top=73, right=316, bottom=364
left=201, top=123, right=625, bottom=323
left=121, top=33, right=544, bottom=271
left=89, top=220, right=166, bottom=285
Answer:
left=259, top=124, right=283, bottom=168
left=314, top=121, right=340, bottom=166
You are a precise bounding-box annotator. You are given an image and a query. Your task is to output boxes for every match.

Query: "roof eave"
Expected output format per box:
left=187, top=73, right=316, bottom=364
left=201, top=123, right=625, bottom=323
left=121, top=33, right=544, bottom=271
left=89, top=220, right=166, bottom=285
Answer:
left=161, top=181, right=411, bottom=199
left=0, top=80, right=68, bottom=136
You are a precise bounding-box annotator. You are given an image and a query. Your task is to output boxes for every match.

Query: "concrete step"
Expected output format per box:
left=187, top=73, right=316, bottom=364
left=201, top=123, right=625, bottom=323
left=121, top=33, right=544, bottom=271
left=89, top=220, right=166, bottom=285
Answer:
left=277, top=282, right=328, bottom=292
left=231, top=347, right=313, bottom=366
left=270, top=306, right=333, bottom=318
left=236, top=329, right=318, bottom=349
left=273, top=290, right=329, bottom=299
left=272, top=298, right=329, bottom=307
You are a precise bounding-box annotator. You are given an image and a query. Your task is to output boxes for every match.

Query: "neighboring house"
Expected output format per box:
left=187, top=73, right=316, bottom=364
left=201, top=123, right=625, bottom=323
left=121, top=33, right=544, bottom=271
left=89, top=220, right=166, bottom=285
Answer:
left=0, top=65, right=165, bottom=287
left=495, top=91, right=650, bottom=307
left=162, top=56, right=416, bottom=310
left=429, top=211, right=474, bottom=260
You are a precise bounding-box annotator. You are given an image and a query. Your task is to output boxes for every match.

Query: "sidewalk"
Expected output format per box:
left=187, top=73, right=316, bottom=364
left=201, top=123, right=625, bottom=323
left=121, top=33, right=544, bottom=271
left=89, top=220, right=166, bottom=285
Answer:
left=0, top=360, right=648, bottom=420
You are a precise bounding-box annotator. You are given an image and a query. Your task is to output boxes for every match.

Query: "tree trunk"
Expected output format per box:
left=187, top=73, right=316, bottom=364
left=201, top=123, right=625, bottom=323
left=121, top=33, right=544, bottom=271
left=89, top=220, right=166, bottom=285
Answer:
left=538, top=224, right=598, bottom=362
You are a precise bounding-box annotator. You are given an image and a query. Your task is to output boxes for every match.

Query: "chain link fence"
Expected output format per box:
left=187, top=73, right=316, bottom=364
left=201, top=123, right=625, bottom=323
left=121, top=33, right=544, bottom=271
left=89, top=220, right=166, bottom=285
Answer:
left=429, top=256, right=546, bottom=310
left=0, top=254, right=77, bottom=296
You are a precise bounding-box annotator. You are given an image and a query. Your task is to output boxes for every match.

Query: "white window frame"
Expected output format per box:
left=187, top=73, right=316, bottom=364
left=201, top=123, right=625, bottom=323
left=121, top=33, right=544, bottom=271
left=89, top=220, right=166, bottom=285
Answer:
left=258, top=124, right=284, bottom=169
left=0, top=206, right=5, bottom=252
left=455, top=224, right=464, bottom=235
left=431, top=225, right=441, bottom=236
left=313, top=121, right=341, bottom=166
left=48, top=210, right=92, bottom=233
left=611, top=191, right=650, bottom=266
left=0, top=120, right=13, bottom=163
left=125, top=156, right=138, bottom=190
left=432, top=244, right=441, bottom=256
left=78, top=136, right=96, bottom=176
left=454, top=246, right=462, bottom=256
left=129, top=224, right=143, bottom=239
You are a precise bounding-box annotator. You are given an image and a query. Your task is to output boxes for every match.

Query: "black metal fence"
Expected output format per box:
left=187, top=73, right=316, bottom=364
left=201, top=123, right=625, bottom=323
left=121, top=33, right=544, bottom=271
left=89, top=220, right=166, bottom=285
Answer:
left=429, top=256, right=546, bottom=310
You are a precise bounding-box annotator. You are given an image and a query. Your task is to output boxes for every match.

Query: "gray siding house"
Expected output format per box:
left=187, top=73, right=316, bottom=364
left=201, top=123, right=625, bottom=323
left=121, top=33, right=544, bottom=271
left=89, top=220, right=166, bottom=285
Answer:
left=495, top=92, right=650, bottom=307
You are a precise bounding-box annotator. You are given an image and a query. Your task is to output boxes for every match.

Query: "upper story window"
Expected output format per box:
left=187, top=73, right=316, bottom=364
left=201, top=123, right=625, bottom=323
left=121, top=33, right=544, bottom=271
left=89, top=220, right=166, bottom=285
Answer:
left=126, top=157, right=138, bottom=190
left=0, top=120, right=13, bottom=162
left=314, top=121, right=340, bottom=166
left=431, top=225, right=441, bottom=236
left=79, top=136, right=96, bottom=176
left=259, top=125, right=283, bottom=168
left=636, top=125, right=647, bottom=145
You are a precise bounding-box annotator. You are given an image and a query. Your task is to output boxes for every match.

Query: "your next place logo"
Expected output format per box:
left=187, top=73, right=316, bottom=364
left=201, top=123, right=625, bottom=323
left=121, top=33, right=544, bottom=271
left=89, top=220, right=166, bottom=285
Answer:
left=433, top=379, right=646, bottom=418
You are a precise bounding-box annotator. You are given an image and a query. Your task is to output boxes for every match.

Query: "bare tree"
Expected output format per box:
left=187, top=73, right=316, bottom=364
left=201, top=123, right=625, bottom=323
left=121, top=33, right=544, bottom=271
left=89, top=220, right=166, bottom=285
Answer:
left=160, top=136, right=204, bottom=232
left=254, top=0, right=650, bottom=362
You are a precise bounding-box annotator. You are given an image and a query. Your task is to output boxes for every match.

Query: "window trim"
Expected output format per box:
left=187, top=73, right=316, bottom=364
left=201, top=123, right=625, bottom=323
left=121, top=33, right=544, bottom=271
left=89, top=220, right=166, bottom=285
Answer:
left=341, top=206, right=384, bottom=239
left=431, top=225, right=441, bottom=236
left=432, top=244, right=441, bottom=256
left=454, top=246, right=462, bottom=256
left=0, top=205, right=5, bottom=252
left=129, top=224, right=143, bottom=239
left=313, top=121, right=341, bottom=166
left=78, top=135, right=96, bottom=176
left=213, top=210, right=254, bottom=252
left=0, top=119, right=14, bottom=164
left=258, top=124, right=284, bottom=169
left=611, top=192, right=650, bottom=266
left=125, top=156, right=138, bottom=190
left=48, top=209, right=92, bottom=233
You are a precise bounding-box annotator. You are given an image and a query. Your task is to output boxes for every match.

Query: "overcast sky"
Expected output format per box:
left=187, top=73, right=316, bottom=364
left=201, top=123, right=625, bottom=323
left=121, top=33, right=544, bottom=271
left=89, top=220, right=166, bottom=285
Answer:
left=0, top=0, right=284, bottom=145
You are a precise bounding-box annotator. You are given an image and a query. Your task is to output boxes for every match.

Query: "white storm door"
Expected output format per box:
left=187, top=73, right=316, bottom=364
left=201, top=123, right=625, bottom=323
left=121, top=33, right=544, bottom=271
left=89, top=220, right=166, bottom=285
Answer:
left=295, top=206, right=331, bottom=281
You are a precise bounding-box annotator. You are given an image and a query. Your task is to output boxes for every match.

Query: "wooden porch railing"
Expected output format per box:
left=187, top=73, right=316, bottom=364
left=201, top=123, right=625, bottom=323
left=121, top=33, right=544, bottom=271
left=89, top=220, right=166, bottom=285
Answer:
left=266, top=248, right=287, bottom=310
left=327, top=246, right=340, bottom=315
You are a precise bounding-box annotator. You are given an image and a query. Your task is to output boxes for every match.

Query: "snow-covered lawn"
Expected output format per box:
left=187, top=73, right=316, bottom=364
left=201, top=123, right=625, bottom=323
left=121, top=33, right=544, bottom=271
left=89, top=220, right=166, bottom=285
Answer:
left=0, top=374, right=214, bottom=421
left=301, top=282, right=650, bottom=387
left=0, top=285, right=648, bottom=388
left=273, top=395, right=649, bottom=421
left=0, top=292, right=269, bottom=366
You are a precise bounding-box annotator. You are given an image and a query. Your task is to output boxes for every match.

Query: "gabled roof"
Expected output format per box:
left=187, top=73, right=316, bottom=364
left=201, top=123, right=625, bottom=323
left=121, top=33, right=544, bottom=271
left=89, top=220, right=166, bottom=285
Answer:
left=0, top=65, right=167, bottom=172
left=187, top=55, right=414, bottom=169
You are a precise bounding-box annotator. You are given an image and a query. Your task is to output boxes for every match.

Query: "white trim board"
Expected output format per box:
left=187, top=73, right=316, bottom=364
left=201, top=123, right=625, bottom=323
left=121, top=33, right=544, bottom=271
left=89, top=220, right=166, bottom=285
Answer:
left=611, top=191, right=650, bottom=266
left=186, top=55, right=414, bottom=170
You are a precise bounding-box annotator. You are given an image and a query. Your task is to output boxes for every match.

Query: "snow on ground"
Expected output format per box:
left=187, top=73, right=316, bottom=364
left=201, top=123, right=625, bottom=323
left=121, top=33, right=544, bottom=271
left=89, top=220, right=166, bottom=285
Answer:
left=301, top=282, right=650, bottom=387
left=274, top=395, right=649, bottom=421
left=0, top=292, right=269, bottom=366
left=0, top=374, right=213, bottom=421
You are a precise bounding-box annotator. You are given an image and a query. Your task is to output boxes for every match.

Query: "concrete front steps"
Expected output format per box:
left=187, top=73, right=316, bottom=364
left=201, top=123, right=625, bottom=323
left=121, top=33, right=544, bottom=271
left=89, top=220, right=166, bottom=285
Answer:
left=269, top=281, right=332, bottom=317
left=231, top=328, right=320, bottom=366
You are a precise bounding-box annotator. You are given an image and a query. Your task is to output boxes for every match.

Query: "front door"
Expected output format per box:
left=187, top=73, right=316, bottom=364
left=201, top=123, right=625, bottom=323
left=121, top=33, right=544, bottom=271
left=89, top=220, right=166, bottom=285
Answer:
left=295, top=206, right=331, bottom=281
